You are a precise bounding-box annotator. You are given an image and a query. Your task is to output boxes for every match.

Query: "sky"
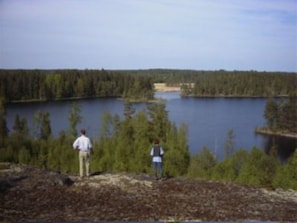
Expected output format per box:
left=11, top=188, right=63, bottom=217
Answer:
left=0, top=0, right=296, bottom=72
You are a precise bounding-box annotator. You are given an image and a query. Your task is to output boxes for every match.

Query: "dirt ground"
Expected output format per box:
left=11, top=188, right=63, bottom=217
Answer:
left=1, top=163, right=297, bottom=222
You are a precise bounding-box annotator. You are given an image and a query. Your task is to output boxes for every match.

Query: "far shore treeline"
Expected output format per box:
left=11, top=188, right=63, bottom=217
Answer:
left=0, top=69, right=296, bottom=190
left=0, top=69, right=296, bottom=102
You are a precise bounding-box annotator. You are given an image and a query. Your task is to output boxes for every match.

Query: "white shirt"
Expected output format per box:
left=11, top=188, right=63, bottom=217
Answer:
left=150, top=146, right=164, bottom=163
left=73, top=135, right=92, bottom=152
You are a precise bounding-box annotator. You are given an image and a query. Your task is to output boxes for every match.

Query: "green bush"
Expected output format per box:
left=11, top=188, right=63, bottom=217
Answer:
left=18, top=146, right=30, bottom=164
left=273, top=150, right=297, bottom=189
left=237, top=147, right=278, bottom=187
left=188, top=147, right=216, bottom=179
left=212, top=159, right=235, bottom=181
left=211, top=149, right=249, bottom=181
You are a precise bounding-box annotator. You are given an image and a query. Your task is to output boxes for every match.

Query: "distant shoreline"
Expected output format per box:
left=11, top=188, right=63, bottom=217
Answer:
left=6, top=83, right=294, bottom=104
left=153, top=83, right=293, bottom=98
left=154, top=83, right=181, bottom=92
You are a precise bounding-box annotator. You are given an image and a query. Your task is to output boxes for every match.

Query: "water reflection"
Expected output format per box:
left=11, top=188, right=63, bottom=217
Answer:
left=262, top=135, right=297, bottom=162
left=155, top=91, right=181, bottom=100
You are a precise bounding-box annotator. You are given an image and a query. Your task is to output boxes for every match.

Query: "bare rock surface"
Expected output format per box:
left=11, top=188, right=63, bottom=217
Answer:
left=0, top=163, right=297, bottom=222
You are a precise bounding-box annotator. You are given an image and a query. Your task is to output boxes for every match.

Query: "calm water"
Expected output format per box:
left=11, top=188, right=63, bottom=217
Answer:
left=6, top=92, right=296, bottom=160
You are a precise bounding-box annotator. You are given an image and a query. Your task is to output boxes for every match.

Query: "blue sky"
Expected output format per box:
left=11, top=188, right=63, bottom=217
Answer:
left=0, top=0, right=296, bottom=71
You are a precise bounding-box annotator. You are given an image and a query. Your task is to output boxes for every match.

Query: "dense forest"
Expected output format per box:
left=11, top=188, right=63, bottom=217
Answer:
left=118, top=69, right=297, bottom=97
left=189, top=72, right=296, bottom=97
left=0, top=69, right=296, bottom=189
left=0, top=69, right=296, bottom=103
left=0, top=69, right=154, bottom=102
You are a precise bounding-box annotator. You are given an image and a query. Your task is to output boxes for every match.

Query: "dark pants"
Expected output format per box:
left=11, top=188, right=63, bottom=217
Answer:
left=153, top=162, right=163, bottom=178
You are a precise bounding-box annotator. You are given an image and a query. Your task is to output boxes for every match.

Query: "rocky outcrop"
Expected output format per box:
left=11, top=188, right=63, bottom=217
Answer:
left=0, top=163, right=296, bottom=222
left=0, top=163, right=73, bottom=190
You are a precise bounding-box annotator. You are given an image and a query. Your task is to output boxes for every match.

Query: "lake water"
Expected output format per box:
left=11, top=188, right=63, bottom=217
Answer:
left=6, top=92, right=296, bottom=160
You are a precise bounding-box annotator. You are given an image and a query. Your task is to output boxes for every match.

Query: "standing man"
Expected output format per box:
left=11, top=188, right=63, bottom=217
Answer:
left=73, top=129, right=92, bottom=178
left=150, top=139, right=164, bottom=180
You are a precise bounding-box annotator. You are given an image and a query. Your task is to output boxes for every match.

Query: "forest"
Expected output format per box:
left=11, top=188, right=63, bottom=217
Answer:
left=261, top=96, right=297, bottom=133
left=0, top=69, right=296, bottom=103
left=188, top=71, right=296, bottom=97
left=0, top=69, right=154, bottom=102
left=0, top=69, right=296, bottom=189
left=117, top=69, right=297, bottom=97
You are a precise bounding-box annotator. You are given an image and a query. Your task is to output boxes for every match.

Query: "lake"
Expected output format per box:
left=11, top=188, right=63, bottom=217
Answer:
left=6, top=92, right=296, bottom=160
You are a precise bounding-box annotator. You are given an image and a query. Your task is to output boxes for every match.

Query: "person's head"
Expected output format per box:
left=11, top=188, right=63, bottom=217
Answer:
left=154, top=139, right=159, bottom=145
left=80, top=128, right=86, bottom=135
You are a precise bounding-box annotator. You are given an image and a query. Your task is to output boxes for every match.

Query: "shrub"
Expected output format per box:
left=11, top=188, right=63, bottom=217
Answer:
left=237, top=147, right=278, bottom=187
left=188, top=147, right=216, bottom=179
left=273, top=150, right=297, bottom=189
left=212, top=159, right=235, bottom=181
left=211, top=149, right=249, bottom=181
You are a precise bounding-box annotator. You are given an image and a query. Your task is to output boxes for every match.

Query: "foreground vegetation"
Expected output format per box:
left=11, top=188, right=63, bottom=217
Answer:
left=0, top=99, right=296, bottom=190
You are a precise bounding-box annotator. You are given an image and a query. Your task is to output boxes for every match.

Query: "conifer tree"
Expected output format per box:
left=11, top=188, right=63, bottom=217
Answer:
left=164, top=123, right=190, bottom=176
left=0, top=98, right=8, bottom=146
left=18, top=146, right=30, bottom=164
left=40, top=112, right=52, bottom=140
left=273, top=150, right=297, bottom=189
left=96, top=111, right=119, bottom=172
left=188, top=147, right=216, bottom=179
left=224, top=129, right=235, bottom=158
left=237, top=147, right=278, bottom=186
left=132, top=111, right=151, bottom=173
left=148, top=103, right=169, bottom=142
left=278, top=97, right=297, bottom=132
left=264, top=97, right=279, bottom=130
left=13, top=114, right=29, bottom=137
left=68, top=103, right=82, bottom=137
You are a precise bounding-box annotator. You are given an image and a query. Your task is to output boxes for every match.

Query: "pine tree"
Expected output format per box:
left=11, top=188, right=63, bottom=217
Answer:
left=0, top=98, right=8, bottom=146
left=188, top=147, right=216, bottom=179
left=237, top=147, right=278, bottom=186
left=224, top=129, right=235, bottom=158
left=18, top=146, right=30, bottom=164
left=68, top=103, right=82, bottom=137
left=148, top=103, right=170, bottom=142
left=264, top=97, right=279, bottom=130
left=278, top=97, right=297, bottom=132
left=132, top=111, right=151, bottom=173
left=33, top=111, right=52, bottom=140
left=164, top=123, right=190, bottom=176
left=273, top=150, right=297, bottom=189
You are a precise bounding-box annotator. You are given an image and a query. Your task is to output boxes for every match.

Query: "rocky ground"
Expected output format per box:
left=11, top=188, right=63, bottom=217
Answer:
left=0, top=163, right=297, bottom=222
